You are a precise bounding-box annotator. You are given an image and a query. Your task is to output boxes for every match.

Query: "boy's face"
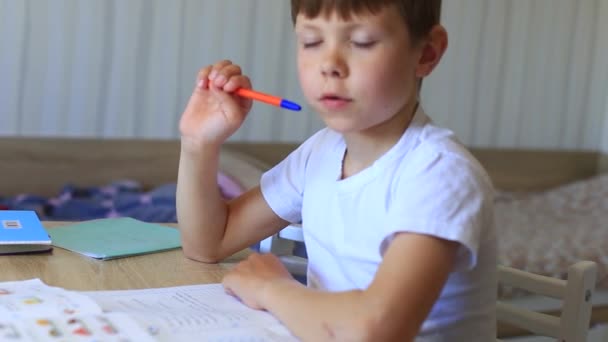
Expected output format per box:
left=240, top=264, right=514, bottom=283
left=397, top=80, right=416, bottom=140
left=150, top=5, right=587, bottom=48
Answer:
left=295, top=5, right=422, bottom=135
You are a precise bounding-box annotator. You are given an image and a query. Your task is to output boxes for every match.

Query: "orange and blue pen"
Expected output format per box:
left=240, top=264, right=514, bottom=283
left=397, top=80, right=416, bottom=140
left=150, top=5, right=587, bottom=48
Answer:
left=235, top=88, right=301, bottom=112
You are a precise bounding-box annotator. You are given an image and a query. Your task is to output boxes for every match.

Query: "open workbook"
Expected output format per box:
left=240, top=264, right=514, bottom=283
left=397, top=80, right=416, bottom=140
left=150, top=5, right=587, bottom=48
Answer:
left=0, top=279, right=297, bottom=341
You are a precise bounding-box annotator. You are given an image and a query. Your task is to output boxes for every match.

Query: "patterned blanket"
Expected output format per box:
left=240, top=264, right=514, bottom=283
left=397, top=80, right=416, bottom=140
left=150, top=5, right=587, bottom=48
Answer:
left=496, top=174, right=608, bottom=296
left=0, top=172, right=244, bottom=223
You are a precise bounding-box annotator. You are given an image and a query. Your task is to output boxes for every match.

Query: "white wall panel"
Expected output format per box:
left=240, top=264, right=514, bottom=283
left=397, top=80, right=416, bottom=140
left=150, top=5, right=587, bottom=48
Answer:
left=423, top=0, right=607, bottom=150
left=0, top=0, right=606, bottom=149
left=0, top=0, right=26, bottom=134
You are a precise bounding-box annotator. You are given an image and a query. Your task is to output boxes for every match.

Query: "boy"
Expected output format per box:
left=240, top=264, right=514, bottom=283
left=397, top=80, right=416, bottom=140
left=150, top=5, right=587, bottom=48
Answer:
left=177, top=0, right=497, bottom=340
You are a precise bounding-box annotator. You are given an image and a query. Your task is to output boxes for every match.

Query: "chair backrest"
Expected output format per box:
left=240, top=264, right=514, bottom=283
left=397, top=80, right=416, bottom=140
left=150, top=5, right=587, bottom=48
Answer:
left=496, top=261, right=597, bottom=341
left=259, top=224, right=308, bottom=276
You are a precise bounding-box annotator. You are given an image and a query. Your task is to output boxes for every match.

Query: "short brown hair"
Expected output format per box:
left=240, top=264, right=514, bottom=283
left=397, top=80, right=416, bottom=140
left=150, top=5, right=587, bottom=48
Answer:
left=290, top=0, right=442, bottom=41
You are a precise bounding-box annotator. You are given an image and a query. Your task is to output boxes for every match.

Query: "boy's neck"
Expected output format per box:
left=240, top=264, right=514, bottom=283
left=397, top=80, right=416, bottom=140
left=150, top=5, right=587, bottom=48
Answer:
left=341, top=100, right=419, bottom=178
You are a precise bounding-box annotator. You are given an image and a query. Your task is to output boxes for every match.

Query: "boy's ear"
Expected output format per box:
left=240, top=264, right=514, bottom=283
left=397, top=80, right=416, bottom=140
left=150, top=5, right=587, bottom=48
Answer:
left=415, top=25, right=448, bottom=78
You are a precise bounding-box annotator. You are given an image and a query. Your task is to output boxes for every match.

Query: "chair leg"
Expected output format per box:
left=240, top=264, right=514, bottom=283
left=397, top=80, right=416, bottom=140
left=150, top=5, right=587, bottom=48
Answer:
left=560, top=261, right=597, bottom=342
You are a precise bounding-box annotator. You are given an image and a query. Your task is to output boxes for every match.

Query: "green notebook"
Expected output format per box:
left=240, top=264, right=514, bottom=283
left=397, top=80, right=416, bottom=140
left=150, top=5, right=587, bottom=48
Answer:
left=49, top=218, right=181, bottom=260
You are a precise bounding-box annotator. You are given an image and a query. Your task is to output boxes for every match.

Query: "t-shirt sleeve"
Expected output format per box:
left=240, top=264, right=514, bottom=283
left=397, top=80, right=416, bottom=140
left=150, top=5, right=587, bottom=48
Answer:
left=381, top=146, right=494, bottom=271
left=260, top=130, right=325, bottom=223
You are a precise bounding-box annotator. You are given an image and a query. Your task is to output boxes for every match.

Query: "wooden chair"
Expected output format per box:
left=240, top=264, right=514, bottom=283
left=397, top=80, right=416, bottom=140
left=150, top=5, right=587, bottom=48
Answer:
left=496, top=261, right=597, bottom=341
left=261, top=227, right=598, bottom=341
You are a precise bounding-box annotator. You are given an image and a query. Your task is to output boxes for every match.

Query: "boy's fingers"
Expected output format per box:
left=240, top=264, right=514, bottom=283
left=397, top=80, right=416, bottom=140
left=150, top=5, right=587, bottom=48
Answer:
left=196, top=65, right=213, bottom=90
left=212, top=64, right=243, bottom=88
left=209, top=84, right=242, bottom=114
left=213, top=59, right=233, bottom=69
left=209, top=60, right=233, bottom=80
left=195, top=60, right=244, bottom=90
left=220, top=64, right=242, bottom=77
left=188, top=67, right=223, bottom=108
left=197, top=65, right=213, bottom=80
left=223, top=75, right=251, bottom=92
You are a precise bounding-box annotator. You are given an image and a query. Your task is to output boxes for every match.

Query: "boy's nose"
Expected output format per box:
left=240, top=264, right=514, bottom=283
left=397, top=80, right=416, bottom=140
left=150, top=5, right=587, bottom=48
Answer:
left=321, top=55, right=347, bottom=78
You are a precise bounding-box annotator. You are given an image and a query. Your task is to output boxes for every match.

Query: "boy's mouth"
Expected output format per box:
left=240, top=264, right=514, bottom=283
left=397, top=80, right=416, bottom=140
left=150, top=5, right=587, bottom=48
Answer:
left=319, top=93, right=352, bottom=102
left=319, top=93, right=353, bottom=110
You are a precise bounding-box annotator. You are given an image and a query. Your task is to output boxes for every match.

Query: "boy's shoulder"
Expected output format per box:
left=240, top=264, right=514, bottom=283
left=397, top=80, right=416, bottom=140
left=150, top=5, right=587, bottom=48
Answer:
left=398, top=119, right=493, bottom=191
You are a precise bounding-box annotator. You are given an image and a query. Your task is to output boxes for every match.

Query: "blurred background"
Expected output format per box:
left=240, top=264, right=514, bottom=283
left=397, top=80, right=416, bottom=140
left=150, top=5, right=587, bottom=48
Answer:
left=0, top=0, right=606, bottom=151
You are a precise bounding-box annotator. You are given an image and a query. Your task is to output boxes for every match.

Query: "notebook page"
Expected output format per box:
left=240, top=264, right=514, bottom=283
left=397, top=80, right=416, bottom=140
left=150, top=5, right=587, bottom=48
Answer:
left=85, top=284, right=297, bottom=342
left=0, top=279, right=101, bottom=319
left=1, top=313, right=155, bottom=342
left=0, top=279, right=154, bottom=341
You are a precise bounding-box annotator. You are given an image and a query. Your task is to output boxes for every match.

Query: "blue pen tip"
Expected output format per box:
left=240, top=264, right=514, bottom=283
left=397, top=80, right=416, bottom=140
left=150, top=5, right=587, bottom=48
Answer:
left=280, top=99, right=302, bottom=111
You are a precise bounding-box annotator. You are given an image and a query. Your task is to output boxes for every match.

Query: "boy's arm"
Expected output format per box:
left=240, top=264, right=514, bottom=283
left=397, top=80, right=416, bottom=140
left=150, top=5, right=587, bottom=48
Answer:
left=176, top=60, right=290, bottom=263
left=235, top=233, right=458, bottom=341
left=177, top=143, right=289, bottom=262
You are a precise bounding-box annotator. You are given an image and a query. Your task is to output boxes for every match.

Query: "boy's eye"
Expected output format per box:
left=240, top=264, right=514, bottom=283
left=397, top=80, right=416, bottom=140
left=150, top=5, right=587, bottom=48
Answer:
left=302, top=41, right=322, bottom=49
left=352, top=41, right=376, bottom=48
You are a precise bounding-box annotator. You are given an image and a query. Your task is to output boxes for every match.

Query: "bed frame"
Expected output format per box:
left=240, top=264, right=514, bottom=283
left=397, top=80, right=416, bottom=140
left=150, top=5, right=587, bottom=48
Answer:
left=0, top=137, right=265, bottom=196
left=1, top=138, right=603, bottom=195
left=1, top=137, right=606, bottom=336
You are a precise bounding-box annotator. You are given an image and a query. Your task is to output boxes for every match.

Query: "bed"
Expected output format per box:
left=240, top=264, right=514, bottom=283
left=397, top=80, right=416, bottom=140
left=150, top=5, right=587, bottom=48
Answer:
left=1, top=138, right=607, bottom=337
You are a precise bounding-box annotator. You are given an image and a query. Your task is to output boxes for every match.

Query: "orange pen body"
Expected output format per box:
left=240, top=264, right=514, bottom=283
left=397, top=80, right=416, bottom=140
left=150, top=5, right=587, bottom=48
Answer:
left=235, top=88, right=281, bottom=106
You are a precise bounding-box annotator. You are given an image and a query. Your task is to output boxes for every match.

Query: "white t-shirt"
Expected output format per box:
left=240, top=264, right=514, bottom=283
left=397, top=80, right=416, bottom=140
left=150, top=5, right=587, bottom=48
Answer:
left=260, top=107, right=497, bottom=341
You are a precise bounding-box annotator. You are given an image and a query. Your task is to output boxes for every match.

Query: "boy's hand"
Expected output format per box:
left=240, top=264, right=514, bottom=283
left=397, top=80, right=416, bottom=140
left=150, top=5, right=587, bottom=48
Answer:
left=222, top=253, right=297, bottom=310
left=179, top=60, right=253, bottom=148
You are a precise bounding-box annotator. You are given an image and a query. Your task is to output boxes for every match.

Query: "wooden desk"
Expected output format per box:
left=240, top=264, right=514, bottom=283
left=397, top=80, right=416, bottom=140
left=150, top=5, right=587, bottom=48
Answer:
left=0, top=222, right=249, bottom=291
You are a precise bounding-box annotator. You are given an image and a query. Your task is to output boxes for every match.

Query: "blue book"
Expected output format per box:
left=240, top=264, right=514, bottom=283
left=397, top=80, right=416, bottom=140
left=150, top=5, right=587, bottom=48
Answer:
left=0, top=210, right=52, bottom=254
